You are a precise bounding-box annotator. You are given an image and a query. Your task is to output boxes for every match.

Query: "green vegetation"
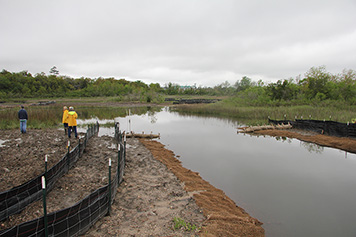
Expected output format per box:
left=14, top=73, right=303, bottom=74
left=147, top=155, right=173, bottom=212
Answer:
left=1, top=66, right=356, bottom=105
left=172, top=217, right=198, bottom=231
left=173, top=103, right=356, bottom=125
left=0, top=105, right=161, bottom=129
left=2, top=65, right=356, bottom=126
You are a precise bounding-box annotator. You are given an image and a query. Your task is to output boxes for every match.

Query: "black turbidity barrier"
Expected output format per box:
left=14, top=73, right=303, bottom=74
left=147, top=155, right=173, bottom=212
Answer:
left=0, top=123, right=99, bottom=222
left=0, top=123, right=124, bottom=237
left=269, top=119, right=356, bottom=138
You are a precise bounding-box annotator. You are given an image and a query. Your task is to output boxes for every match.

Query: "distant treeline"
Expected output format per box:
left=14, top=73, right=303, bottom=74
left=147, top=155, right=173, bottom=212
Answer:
left=1, top=66, right=356, bottom=105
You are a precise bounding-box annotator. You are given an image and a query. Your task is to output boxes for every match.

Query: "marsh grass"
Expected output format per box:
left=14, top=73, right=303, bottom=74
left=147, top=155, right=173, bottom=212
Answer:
left=0, top=105, right=162, bottom=129
left=174, top=101, right=356, bottom=125
left=0, top=106, right=61, bottom=129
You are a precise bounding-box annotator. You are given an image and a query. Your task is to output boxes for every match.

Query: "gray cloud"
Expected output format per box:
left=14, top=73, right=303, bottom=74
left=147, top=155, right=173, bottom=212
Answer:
left=1, top=0, right=355, bottom=87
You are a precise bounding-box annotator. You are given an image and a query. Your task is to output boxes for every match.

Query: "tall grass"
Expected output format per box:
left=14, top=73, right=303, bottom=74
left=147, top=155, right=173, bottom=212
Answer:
left=0, top=106, right=62, bottom=129
left=0, top=105, right=162, bottom=129
left=173, top=101, right=356, bottom=125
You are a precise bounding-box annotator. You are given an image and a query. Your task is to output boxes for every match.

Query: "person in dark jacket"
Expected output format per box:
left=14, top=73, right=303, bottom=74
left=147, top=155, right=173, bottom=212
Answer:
left=18, top=105, right=28, bottom=133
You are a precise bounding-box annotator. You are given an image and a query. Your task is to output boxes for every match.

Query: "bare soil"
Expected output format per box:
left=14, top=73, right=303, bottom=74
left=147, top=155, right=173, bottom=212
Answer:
left=0, top=129, right=264, bottom=236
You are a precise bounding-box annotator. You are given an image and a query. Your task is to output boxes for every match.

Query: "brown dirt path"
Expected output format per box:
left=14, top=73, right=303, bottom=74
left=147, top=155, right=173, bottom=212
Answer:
left=86, top=138, right=206, bottom=236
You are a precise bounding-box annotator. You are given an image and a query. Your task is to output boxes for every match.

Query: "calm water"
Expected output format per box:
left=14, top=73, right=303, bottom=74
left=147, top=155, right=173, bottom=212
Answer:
left=79, top=107, right=356, bottom=237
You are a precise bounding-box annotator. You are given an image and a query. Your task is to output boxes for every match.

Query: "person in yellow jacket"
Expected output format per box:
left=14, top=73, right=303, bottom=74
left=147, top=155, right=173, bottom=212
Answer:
left=67, top=106, right=78, bottom=139
left=62, top=106, right=69, bottom=135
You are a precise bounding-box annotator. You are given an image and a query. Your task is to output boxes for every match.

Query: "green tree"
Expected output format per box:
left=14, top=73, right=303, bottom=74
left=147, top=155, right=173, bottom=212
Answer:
left=234, top=76, right=254, bottom=92
left=267, top=79, right=299, bottom=101
left=49, top=66, right=59, bottom=75
left=165, top=82, right=179, bottom=95
left=300, top=66, right=331, bottom=100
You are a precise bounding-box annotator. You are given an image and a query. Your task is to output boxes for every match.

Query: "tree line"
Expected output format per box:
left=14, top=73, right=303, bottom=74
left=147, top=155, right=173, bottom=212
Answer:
left=1, top=66, right=356, bottom=105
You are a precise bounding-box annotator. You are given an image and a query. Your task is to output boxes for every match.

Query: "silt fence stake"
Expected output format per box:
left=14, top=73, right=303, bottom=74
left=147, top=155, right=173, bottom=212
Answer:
left=117, top=145, right=121, bottom=182
left=67, top=140, right=70, bottom=170
left=108, top=158, right=112, bottom=216
left=124, top=132, right=126, bottom=162
left=44, top=155, right=48, bottom=189
left=42, top=176, right=48, bottom=237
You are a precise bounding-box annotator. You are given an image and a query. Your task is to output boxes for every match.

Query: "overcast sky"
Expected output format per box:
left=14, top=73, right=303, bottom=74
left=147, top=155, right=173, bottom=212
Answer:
left=1, top=0, right=356, bottom=87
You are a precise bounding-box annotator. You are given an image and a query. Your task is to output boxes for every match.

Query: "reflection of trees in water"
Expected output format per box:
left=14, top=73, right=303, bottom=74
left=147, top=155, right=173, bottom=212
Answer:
left=273, top=136, right=324, bottom=153
left=300, top=141, right=324, bottom=154
left=147, top=110, right=157, bottom=124
left=274, top=136, right=292, bottom=144
left=146, top=106, right=159, bottom=124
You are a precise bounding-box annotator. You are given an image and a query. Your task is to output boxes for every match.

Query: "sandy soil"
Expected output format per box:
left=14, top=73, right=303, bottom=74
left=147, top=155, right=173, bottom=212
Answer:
left=0, top=129, right=264, bottom=236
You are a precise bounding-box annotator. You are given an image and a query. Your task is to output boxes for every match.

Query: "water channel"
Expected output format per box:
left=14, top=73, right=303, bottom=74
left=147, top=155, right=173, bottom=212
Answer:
left=78, top=107, right=356, bottom=237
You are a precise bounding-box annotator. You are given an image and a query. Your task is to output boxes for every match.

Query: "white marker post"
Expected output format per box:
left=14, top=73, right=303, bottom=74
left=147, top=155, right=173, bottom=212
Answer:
left=44, top=155, right=48, bottom=189
left=108, top=158, right=112, bottom=216
left=42, top=176, right=48, bottom=237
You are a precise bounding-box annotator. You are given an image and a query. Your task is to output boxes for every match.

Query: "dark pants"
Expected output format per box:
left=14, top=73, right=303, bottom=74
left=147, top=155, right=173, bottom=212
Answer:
left=68, top=126, right=77, bottom=138
left=63, top=123, right=68, bottom=134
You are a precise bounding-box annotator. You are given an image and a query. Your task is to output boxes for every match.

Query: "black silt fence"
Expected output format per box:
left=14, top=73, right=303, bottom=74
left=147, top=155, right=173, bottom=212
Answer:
left=0, top=123, right=125, bottom=237
left=0, top=123, right=100, bottom=222
left=269, top=118, right=356, bottom=138
left=0, top=185, right=110, bottom=237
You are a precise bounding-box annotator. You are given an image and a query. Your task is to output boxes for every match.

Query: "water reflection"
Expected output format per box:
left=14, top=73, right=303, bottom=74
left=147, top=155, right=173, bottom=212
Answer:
left=300, top=141, right=324, bottom=154
left=115, top=108, right=356, bottom=237
left=244, top=133, right=325, bottom=154
left=269, top=136, right=325, bottom=154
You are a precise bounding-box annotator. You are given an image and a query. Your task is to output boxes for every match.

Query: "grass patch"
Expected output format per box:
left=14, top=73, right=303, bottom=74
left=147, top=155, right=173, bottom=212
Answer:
left=0, top=104, right=163, bottom=129
left=172, top=217, right=198, bottom=231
